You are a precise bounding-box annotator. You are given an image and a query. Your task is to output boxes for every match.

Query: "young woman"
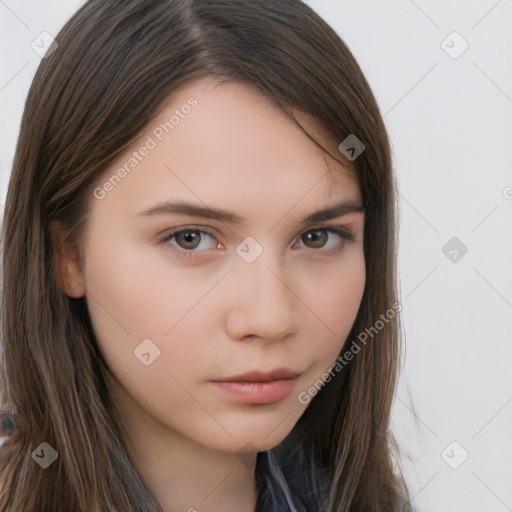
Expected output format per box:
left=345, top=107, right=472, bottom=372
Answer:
left=0, top=0, right=411, bottom=510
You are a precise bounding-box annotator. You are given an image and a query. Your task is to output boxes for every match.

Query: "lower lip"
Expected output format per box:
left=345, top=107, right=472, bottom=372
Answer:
left=212, top=379, right=297, bottom=404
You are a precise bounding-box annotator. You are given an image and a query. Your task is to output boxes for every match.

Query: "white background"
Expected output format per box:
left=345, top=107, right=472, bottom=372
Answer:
left=1, top=1, right=511, bottom=511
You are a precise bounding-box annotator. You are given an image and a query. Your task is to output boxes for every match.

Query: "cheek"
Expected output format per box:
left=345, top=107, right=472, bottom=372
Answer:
left=82, top=232, right=222, bottom=379
left=84, top=231, right=199, bottom=331
left=82, top=237, right=214, bottom=426
left=300, top=252, right=366, bottom=368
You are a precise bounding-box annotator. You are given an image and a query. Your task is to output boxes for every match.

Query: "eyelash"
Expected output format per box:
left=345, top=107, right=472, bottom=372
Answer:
left=159, top=225, right=355, bottom=261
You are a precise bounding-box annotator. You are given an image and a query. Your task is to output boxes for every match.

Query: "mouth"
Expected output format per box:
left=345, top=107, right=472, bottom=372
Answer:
left=210, top=368, right=301, bottom=404
left=213, top=368, right=301, bottom=383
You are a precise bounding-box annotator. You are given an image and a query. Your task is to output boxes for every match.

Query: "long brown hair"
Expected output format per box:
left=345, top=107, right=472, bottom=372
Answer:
left=0, top=0, right=410, bottom=510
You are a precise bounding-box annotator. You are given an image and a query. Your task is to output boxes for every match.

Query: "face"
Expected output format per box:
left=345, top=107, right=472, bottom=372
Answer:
left=72, top=77, right=365, bottom=454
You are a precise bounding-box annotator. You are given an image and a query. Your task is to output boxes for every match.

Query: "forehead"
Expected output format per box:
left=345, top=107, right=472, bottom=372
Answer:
left=90, top=77, right=360, bottom=218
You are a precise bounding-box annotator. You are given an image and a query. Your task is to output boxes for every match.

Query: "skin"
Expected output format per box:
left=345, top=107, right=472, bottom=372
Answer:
left=54, top=77, right=366, bottom=512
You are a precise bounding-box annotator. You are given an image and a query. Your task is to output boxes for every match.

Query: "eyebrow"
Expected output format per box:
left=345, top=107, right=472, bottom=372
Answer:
left=136, top=199, right=364, bottom=225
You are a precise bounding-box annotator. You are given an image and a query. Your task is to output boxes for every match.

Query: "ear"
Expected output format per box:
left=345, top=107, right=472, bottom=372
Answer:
left=50, top=220, right=86, bottom=298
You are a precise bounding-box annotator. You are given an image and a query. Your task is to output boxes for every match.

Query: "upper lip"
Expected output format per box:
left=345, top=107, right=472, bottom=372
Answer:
left=212, top=368, right=301, bottom=383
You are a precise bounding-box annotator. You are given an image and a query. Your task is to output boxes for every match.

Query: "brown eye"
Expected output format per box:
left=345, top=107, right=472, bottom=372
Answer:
left=161, top=228, right=218, bottom=256
left=174, top=230, right=202, bottom=250
left=301, top=229, right=329, bottom=249
left=293, top=227, right=354, bottom=252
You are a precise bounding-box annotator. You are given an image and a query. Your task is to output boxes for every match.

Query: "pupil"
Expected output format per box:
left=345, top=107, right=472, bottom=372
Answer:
left=305, top=230, right=326, bottom=248
left=180, top=231, right=199, bottom=248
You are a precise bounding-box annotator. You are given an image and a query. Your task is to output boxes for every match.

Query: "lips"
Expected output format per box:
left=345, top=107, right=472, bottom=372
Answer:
left=212, top=368, right=300, bottom=383
left=210, top=368, right=301, bottom=404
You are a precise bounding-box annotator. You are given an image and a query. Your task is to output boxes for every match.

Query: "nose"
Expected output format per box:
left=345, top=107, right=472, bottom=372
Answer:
left=224, top=251, right=302, bottom=343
